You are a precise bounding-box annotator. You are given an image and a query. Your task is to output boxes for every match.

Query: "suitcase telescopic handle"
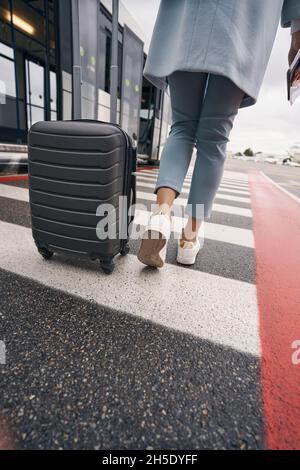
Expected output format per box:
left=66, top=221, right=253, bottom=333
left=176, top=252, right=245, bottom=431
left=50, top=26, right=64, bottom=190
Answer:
left=71, top=0, right=119, bottom=122
left=110, top=0, right=119, bottom=124
left=71, top=0, right=82, bottom=120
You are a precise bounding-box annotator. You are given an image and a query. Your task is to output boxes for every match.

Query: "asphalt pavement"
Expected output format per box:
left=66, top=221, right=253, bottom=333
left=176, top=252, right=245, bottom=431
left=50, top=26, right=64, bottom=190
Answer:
left=0, top=158, right=299, bottom=449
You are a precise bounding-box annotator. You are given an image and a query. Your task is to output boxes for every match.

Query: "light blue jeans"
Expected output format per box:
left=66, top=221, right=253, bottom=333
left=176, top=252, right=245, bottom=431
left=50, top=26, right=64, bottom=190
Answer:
left=154, top=72, right=245, bottom=220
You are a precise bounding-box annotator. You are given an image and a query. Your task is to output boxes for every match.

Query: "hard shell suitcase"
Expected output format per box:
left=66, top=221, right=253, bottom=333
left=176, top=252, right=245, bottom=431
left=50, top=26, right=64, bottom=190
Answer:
left=28, top=120, right=136, bottom=274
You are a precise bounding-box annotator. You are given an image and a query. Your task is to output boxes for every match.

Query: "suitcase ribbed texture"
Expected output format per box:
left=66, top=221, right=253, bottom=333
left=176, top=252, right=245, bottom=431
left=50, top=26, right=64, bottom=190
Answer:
left=28, top=121, right=134, bottom=269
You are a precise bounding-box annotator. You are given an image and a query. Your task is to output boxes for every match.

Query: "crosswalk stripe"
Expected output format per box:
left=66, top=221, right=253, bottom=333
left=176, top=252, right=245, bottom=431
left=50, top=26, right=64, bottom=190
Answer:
left=136, top=186, right=252, bottom=217
left=0, top=184, right=28, bottom=202
left=137, top=189, right=250, bottom=204
left=0, top=184, right=253, bottom=218
left=134, top=209, right=254, bottom=248
left=220, top=170, right=249, bottom=181
left=137, top=170, right=248, bottom=183
left=136, top=175, right=250, bottom=196
left=0, top=220, right=260, bottom=356
left=0, top=185, right=253, bottom=247
left=212, top=193, right=250, bottom=203
left=209, top=204, right=252, bottom=218
left=0, top=187, right=255, bottom=282
left=219, top=180, right=249, bottom=188
left=139, top=178, right=250, bottom=194
left=138, top=169, right=249, bottom=184
left=136, top=181, right=251, bottom=200
left=138, top=170, right=159, bottom=175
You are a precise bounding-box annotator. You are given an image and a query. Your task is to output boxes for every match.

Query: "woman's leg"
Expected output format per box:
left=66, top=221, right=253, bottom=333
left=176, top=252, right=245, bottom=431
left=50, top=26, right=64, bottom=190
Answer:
left=185, top=74, right=245, bottom=231
left=138, top=71, right=208, bottom=268
left=154, top=71, right=209, bottom=211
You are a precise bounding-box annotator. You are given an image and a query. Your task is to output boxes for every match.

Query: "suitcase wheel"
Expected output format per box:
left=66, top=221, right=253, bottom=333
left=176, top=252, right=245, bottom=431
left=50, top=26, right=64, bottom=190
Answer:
left=100, top=259, right=115, bottom=275
left=120, top=244, right=130, bottom=257
left=38, top=247, right=54, bottom=260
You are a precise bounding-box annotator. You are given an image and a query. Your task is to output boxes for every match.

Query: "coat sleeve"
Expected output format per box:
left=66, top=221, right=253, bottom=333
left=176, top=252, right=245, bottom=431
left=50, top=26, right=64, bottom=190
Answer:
left=281, top=0, right=300, bottom=27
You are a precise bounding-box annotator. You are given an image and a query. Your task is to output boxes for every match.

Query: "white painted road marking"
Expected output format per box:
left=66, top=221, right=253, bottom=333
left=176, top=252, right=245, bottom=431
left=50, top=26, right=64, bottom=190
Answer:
left=137, top=187, right=250, bottom=204
left=138, top=169, right=249, bottom=183
left=259, top=172, right=300, bottom=205
left=0, top=185, right=253, bottom=246
left=136, top=174, right=250, bottom=195
left=134, top=209, right=254, bottom=248
left=0, top=184, right=28, bottom=202
left=0, top=220, right=260, bottom=356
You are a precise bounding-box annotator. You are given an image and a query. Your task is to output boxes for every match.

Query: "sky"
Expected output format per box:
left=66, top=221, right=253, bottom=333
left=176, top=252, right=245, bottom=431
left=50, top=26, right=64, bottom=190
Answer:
left=123, top=0, right=300, bottom=155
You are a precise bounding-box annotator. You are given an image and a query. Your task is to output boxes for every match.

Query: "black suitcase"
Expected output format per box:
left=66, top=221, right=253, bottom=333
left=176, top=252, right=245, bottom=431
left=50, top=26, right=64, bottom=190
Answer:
left=28, top=120, right=136, bottom=274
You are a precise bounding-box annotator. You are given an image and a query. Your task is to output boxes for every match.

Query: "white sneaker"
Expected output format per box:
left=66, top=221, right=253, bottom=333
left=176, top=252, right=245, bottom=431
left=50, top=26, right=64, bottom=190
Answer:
left=137, top=206, right=171, bottom=268
left=177, top=238, right=201, bottom=266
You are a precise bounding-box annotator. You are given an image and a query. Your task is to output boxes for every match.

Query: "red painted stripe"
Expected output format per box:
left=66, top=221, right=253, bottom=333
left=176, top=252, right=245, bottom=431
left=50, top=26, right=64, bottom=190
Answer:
left=0, top=174, right=28, bottom=183
left=0, top=414, right=14, bottom=450
left=249, top=170, right=300, bottom=450
left=136, top=166, right=159, bottom=172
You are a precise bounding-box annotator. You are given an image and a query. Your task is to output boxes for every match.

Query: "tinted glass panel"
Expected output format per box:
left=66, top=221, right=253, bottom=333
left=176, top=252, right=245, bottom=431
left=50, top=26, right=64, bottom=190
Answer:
left=50, top=70, right=57, bottom=111
left=27, top=104, right=44, bottom=127
left=0, top=42, right=13, bottom=58
left=27, top=61, right=44, bottom=107
left=78, top=0, right=99, bottom=118
left=121, top=26, right=144, bottom=140
left=0, top=55, right=16, bottom=97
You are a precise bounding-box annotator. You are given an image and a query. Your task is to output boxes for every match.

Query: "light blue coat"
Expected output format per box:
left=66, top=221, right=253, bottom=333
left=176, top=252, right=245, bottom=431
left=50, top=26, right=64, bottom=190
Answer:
left=144, top=0, right=300, bottom=108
